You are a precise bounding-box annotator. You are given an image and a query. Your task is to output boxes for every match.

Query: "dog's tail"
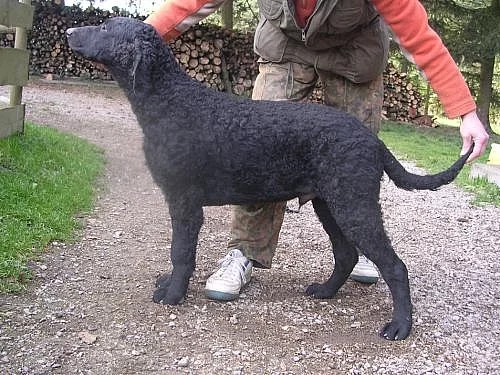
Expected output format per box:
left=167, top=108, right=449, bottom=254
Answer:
left=382, top=143, right=473, bottom=191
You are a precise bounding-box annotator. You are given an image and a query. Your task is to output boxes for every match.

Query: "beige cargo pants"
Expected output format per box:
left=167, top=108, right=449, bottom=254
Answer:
left=227, top=61, right=384, bottom=268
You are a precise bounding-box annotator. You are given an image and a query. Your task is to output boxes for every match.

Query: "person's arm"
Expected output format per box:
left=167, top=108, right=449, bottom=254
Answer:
left=145, top=0, right=226, bottom=40
left=372, top=0, right=489, bottom=161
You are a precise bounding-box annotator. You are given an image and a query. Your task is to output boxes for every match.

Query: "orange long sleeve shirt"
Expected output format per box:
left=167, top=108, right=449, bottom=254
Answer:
left=145, top=0, right=476, bottom=119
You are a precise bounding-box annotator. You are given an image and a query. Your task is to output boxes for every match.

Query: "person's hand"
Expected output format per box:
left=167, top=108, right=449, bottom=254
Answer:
left=460, top=110, right=489, bottom=162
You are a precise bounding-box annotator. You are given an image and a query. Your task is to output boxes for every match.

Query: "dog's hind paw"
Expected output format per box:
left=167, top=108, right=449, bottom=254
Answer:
left=380, top=319, right=412, bottom=341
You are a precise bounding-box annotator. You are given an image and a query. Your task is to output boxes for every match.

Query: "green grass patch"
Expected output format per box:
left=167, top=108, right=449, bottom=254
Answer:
left=380, top=121, right=500, bottom=206
left=0, top=123, right=104, bottom=292
left=434, top=116, right=500, bottom=135
left=434, top=116, right=460, bottom=128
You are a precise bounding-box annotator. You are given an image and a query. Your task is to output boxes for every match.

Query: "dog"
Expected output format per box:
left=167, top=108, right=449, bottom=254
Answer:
left=66, top=17, right=472, bottom=340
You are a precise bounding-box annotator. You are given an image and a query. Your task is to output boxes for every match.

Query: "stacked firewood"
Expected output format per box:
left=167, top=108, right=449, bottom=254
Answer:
left=0, top=1, right=425, bottom=123
left=383, top=66, right=424, bottom=122
left=307, top=68, right=425, bottom=124
left=1, top=2, right=259, bottom=95
left=29, top=3, right=125, bottom=79
left=169, top=26, right=258, bottom=95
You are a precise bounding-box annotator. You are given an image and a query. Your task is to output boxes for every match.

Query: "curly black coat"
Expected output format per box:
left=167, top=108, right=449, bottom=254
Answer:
left=67, top=17, right=472, bottom=341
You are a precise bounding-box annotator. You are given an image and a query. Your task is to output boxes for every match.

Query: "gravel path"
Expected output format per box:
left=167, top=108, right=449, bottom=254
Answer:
left=0, top=79, right=499, bottom=375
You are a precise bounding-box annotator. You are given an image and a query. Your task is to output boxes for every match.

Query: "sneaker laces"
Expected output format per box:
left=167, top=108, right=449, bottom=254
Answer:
left=215, top=250, right=250, bottom=282
left=358, top=255, right=371, bottom=265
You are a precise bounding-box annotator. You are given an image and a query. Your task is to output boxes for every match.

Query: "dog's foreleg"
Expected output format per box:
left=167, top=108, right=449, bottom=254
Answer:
left=152, top=204, right=203, bottom=305
left=305, top=198, right=358, bottom=298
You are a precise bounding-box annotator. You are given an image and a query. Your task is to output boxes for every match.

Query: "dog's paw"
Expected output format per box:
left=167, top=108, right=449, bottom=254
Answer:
left=304, top=282, right=335, bottom=299
left=152, top=286, right=168, bottom=303
left=152, top=286, right=185, bottom=305
left=379, top=319, right=412, bottom=341
left=155, top=272, right=172, bottom=288
left=152, top=273, right=186, bottom=305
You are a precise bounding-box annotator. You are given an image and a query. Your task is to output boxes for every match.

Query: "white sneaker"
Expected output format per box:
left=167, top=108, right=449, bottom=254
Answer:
left=350, top=255, right=379, bottom=284
left=205, top=249, right=252, bottom=301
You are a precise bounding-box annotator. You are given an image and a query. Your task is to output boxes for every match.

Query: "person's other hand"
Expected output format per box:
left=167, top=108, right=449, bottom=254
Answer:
left=460, top=111, right=489, bottom=162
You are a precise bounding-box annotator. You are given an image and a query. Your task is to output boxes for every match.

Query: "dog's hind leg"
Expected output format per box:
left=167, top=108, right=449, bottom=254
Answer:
left=153, top=203, right=203, bottom=305
left=305, top=198, right=359, bottom=299
left=332, top=198, right=412, bottom=341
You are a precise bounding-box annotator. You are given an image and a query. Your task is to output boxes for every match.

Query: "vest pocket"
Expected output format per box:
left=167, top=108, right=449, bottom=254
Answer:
left=316, top=19, right=389, bottom=83
left=254, top=18, right=288, bottom=62
left=327, top=0, right=364, bottom=33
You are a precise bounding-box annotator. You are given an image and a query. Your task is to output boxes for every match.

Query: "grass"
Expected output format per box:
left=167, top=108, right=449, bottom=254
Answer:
left=435, top=116, right=500, bottom=135
left=379, top=121, right=500, bottom=206
left=0, top=123, right=104, bottom=292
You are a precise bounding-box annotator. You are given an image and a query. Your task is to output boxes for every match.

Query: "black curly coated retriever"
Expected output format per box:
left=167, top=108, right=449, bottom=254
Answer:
left=67, top=17, right=472, bottom=341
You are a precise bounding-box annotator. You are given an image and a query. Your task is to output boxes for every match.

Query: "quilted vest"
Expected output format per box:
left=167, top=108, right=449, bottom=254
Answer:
left=254, top=0, right=390, bottom=83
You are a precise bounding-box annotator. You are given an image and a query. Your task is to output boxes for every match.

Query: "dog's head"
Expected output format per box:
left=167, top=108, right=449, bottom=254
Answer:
left=66, top=17, right=168, bottom=85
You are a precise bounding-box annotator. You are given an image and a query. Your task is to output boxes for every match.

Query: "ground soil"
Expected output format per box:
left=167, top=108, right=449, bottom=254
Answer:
left=0, top=78, right=499, bottom=375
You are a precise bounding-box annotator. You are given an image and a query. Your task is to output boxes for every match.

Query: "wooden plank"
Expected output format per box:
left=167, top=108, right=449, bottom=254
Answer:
left=0, top=25, right=16, bottom=33
left=0, top=0, right=34, bottom=29
left=0, top=103, right=24, bottom=138
left=0, top=47, right=29, bottom=86
left=0, top=2, right=32, bottom=137
left=470, top=164, right=500, bottom=187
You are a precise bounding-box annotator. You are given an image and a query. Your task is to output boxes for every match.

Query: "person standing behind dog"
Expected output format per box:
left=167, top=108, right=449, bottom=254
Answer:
left=145, top=0, right=489, bottom=301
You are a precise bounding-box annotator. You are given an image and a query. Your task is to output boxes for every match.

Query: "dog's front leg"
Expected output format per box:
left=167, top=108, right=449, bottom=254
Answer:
left=153, top=204, right=203, bottom=305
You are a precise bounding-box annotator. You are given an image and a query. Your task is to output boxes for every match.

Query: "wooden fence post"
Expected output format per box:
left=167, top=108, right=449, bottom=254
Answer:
left=0, top=0, right=34, bottom=138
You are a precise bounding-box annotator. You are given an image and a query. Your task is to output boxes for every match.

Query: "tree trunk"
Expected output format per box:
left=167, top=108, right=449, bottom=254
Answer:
left=222, top=0, right=234, bottom=30
left=477, top=55, right=495, bottom=134
left=424, top=82, right=431, bottom=116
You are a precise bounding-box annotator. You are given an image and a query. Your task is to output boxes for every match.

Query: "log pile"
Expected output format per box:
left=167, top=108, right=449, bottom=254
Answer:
left=169, top=26, right=258, bottom=95
left=0, top=0, right=424, bottom=123
left=0, top=2, right=121, bottom=79
left=383, top=66, right=424, bottom=123
left=305, top=67, right=425, bottom=125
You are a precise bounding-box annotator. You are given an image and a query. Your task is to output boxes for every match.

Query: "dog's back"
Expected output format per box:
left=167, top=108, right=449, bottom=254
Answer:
left=138, top=85, right=384, bottom=207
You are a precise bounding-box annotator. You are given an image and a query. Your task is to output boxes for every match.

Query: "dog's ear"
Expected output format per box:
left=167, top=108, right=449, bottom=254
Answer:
left=132, top=39, right=144, bottom=72
left=133, top=37, right=156, bottom=67
left=131, top=38, right=148, bottom=92
left=131, top=37, right=157, bottom=93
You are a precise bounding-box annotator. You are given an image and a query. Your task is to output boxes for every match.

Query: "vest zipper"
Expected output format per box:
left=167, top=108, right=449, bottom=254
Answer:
left=299, top=0, right=323, bottom=45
